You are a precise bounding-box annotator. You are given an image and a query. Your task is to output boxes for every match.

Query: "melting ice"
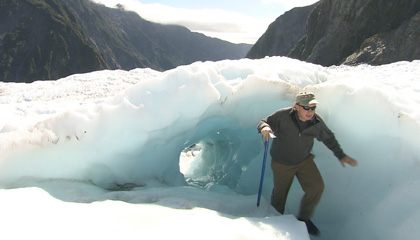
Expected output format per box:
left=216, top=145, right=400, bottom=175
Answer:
left=0, top=57, right=419, bottom=240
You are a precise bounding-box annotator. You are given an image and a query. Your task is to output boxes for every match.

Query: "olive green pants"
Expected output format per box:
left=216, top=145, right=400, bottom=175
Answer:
left=271, top=155, right=324, bottom=220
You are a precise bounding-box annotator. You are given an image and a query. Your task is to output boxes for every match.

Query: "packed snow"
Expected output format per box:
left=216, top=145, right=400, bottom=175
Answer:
left=0, top=57, right=419, bottom=240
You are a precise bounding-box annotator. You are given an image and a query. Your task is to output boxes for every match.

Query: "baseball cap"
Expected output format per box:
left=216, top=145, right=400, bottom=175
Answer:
left=295, top=92, right=319, bottom=105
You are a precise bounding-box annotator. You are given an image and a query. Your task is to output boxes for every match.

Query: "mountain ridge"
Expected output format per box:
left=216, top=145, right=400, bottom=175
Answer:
left=246, top=3, right=318, bottom=59
left=0, top=0, right=251, bottom=83
left=247, top=0, right=420, bottom=66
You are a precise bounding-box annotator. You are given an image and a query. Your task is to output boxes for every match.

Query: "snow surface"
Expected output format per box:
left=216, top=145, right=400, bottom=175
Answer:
left=1, top=57, right=419, bottom=240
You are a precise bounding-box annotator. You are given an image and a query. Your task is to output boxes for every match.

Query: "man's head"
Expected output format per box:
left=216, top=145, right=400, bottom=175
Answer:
left=294, top=92, right=318, bottom=121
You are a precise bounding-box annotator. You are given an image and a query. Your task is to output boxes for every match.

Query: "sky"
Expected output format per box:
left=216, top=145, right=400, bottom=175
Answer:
left=91, top=0, right=320, bottom=44
left=1, top=57, right=420, bottom=239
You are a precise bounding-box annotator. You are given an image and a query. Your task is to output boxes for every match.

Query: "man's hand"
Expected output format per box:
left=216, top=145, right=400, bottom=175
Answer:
left=340, top=156, right=358, bottom=167
left=261, top=127, right=272, bottom=142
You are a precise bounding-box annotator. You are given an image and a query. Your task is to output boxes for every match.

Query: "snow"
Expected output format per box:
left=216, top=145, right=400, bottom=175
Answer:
left=1, top=57, right=420, bottom=240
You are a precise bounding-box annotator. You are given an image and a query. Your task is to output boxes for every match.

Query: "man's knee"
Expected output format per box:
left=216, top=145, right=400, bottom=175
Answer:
left=310, top=178, right=324, bottom=196
left=316, top=179, right=325, bottom=193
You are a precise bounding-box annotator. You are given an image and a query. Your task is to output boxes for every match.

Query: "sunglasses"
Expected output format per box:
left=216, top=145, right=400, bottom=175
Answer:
left=299, top=104, right=316, bottom=111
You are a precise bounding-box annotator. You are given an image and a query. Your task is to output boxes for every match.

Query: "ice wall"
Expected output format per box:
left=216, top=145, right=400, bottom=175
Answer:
left=1, top=58, right=420, bottom=239
left=0, top=57, right=324, bottom=190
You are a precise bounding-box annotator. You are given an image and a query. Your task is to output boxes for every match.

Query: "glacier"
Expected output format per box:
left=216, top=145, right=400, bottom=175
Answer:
left=0, top=57, right=419, bottom=240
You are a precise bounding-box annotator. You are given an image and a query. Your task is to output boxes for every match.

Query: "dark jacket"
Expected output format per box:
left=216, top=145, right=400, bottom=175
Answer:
left=257, top=107, right=346, bottom=165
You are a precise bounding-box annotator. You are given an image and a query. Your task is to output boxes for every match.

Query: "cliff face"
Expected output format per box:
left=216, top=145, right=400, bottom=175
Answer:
left=250, top=0, right=420, bottom=66
left=246, top=3, right=318, bottom=59
left=0, top=0, right=108, bottom=82
left=343, top=11, right=420, bottom=65
left=0, top=0, right=251, bottom=82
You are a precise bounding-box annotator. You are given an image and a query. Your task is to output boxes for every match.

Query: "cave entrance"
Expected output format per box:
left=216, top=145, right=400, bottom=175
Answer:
left=178, top=128, right=263, bottom=194
left=178, top=131, right=240, bottom=190
left=179, top=143, right=206, bottom=186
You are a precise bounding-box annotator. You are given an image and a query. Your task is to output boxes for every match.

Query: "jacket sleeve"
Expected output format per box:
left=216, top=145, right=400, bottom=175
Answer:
left=257, top=110, right=282, bottom=133
left=257, top=119, right=270, bottom=133
left=317, top=119, right=347, bottom=160
left=323, top=135, right=347, bottom=160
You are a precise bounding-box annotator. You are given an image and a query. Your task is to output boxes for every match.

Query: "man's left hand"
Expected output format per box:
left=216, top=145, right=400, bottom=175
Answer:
left=340, top=156, right=358, bottom=167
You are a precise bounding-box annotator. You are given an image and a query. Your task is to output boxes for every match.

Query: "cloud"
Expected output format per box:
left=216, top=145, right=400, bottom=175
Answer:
left=262, top=0, right=319, bottom=9
left=143, top=6, right=272, bottom=43
left=90, top=0, right=318, bottom=44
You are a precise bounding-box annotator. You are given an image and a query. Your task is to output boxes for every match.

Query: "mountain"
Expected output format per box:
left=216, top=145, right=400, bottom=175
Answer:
left=0, top=0, right=108, bottom=82
left=0, top=0, right=251, bottom=83
left=246, top=3, right=318, bottom=59
left=248, top=0, right=420, bottom=66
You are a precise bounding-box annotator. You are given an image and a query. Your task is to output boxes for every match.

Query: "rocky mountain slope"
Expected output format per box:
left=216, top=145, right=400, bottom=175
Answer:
left=248, top=0, right=420, bottom=66
left=246, top=3, right=318, bottom=59
left=0, top=0, right=251, bottom=82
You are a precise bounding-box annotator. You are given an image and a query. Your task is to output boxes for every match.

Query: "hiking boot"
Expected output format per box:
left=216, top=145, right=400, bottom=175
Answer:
left=298, top=218, right=320, bottom=236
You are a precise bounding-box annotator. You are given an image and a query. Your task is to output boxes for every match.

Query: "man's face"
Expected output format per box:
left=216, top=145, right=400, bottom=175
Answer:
left=295, top=103, right=316, bottom=121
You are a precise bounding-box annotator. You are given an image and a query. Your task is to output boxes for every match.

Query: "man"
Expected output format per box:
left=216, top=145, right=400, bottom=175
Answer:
left=257, top=92, right=358, bottom=236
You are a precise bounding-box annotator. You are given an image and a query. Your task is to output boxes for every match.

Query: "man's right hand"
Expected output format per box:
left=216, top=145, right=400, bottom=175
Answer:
left=261, top=127, right=272, bottom=141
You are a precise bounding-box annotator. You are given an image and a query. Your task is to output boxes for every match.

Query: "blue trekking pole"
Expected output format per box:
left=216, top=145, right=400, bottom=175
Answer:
left=257, top=138, right=269, bottom=207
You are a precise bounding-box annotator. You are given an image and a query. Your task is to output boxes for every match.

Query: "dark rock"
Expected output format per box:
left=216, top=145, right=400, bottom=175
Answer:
left=0, top=0, right=108, bottom=82
left=246, top=3, right=318, bottom=59
left=343, top=12, right=420, bottom=65
left=288, top=0, right=420, bottom=66
left=251, top=0, right=420, bottom=66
